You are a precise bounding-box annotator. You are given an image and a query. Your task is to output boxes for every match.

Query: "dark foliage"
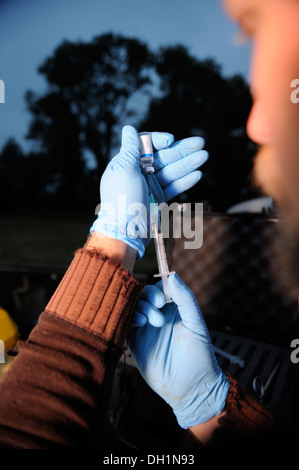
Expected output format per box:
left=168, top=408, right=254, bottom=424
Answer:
left=0, top=34, right=259, bottom=214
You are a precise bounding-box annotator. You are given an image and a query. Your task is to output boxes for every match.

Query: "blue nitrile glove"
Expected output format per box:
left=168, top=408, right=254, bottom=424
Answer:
left=90, top=125, right=208, bottom=259
left=127, top=273, right=229, bottom=429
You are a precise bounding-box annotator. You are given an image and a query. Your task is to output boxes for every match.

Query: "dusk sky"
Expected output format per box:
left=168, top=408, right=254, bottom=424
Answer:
left=0, top=0, right=252, bottom=152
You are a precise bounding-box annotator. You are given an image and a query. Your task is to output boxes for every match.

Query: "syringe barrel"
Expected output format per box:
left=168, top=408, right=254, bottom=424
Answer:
left=161, top=274, right=172, bottom=304
left=153, top=231, right=168, bottom=275
left=153, top=232, right=174, bottom=303
left=139, top=132, right=155, bottom=174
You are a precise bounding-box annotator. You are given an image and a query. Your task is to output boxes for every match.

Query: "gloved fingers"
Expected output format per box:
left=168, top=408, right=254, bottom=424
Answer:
left=168, top=273, right=197, bottom=309
left=151, top=132, right=175, bottom=151
left=134, top=299, right=166, bottom=327
left=163, top=171, right=202, bottom=201
left=168, top=273, right=210, bottom=338
left=118, top=125, right=141, bottom=163
left=141, top=284, right=167, bottom=307
left=131, top=312, right=148, bottom=327
left=154, top=136, right=205, bottom=171
left=156, top=150, right=208, bottom=188
left=117, top=127, right=175, bottom=169
left=155, top=280, right=164, bottom=290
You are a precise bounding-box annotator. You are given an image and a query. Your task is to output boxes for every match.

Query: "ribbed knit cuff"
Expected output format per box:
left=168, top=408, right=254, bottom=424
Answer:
left=44, top=248, right=142, bottom=349
left=219, top=374, right=274, bottom=431
left=183, top=374, right=275, bottom=449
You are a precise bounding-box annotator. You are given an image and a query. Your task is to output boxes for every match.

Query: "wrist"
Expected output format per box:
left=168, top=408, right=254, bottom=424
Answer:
left=85, top=232, right=137, bottom=272
left=189, top=411, right=227, bottom=446
left=90, top=218, right=146, bottom=260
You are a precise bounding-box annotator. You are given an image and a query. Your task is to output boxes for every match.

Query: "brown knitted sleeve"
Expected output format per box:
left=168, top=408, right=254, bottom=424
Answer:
left=220, top=374, right=274, bottom=431
left=44, top=248, right=142, bottom=348
left=184, top=373, right=275, bottom=449
left=0, top=249, right=143, bottom=449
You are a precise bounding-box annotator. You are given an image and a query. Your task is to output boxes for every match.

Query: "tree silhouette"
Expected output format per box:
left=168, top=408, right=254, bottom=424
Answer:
left=0, top=37, right=258, bottom=215
left=25, top=90, right=91, bottom=210
left=23, top=33, right=154, bottom=211
left=140, top=45, right=258, bottom=211
left=0, top=139, right=50, bottom=212
left=26, top=33, right=153, bottom=171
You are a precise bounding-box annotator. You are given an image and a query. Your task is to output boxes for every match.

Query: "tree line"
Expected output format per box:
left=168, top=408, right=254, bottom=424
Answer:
left=0, top=33, right=259, bottom=215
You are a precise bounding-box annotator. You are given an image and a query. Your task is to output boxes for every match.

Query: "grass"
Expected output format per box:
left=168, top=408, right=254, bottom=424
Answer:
left=0, top=214, right=158, bottom=275
left=0, top=215, right=92, bottom=266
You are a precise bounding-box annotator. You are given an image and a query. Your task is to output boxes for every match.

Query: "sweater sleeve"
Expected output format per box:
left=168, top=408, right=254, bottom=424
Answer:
left=0, top=248, right=143, bottom=449
left=184, top=373, right=275, bottom=449
left=219, top=374, right=274, bottom=431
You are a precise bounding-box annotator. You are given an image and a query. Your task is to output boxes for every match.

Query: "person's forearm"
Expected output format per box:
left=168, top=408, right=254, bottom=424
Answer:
left=189, top=411, right=227, bottom=446
left=0, top=240, right=142, bottom=448
left=85, top=231, right=137, bottom=272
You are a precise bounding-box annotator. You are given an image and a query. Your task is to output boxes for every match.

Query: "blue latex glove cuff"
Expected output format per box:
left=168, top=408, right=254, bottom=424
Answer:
left=90, top=219, right=145, bottom=259
left=173, top=369, right=229, bottom=429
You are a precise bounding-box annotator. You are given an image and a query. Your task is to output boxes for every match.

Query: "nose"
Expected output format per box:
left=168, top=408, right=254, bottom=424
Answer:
left=246, top=100, right=272, bottom=145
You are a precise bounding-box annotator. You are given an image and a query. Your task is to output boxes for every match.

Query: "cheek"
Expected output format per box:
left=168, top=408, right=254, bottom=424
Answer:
left=274, top=103, right=299, bottom=220
left=249, top=7, right=299, bottom=216
left=270, top=48, right=299, bottom=215
left=252, top=145, right=287, bottom=203
left=250, top=2, right=299, bottom=131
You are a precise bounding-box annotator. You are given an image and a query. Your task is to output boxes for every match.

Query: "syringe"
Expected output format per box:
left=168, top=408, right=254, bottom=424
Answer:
left=139, top=131, right=175, bottom=303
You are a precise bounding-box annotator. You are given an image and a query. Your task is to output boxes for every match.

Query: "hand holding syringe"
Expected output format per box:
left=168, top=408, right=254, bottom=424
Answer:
left=139, top=132, right=175, bottom=303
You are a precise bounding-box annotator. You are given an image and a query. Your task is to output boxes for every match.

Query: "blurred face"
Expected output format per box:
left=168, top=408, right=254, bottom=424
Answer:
left=222, top=0, right=299, bottom=228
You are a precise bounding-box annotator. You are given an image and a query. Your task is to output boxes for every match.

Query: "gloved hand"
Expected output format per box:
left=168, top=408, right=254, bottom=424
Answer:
left=90, top=125, right=208, bottom=259
left=127, top=274, right=229, bottom=429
